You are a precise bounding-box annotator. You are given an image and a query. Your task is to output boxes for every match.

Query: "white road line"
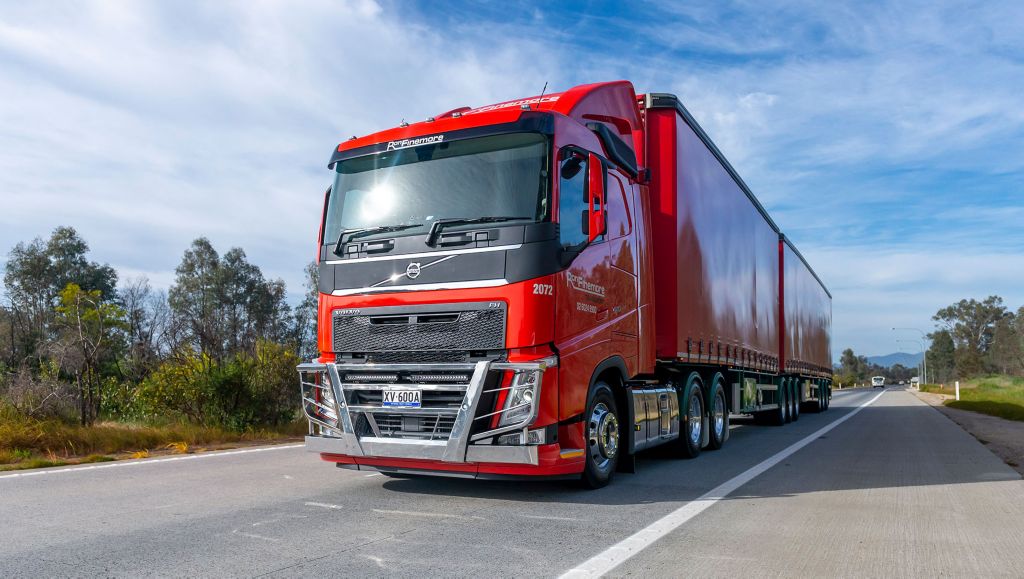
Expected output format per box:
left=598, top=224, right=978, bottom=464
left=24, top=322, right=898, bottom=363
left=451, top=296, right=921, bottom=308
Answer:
left=232, top=529, right=280, bottom=542
left=372, top=509, right=485, bottom=520
left=0, top=444, right=305, bottom=480
left=561, top=389, right=886, bottom=578
left=305, top=501, right=344, bottom=510
left=519, top=514, right=585, bottom=522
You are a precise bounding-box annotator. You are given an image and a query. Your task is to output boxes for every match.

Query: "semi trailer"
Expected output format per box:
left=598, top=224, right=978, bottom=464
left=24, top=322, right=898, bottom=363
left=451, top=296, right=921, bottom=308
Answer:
left=298, top=80, right=832, bottom=488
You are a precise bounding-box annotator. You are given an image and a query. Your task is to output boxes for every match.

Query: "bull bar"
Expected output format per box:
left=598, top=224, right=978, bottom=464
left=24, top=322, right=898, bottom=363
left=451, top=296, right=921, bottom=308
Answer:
left=297, top=357, right=556, bottom=466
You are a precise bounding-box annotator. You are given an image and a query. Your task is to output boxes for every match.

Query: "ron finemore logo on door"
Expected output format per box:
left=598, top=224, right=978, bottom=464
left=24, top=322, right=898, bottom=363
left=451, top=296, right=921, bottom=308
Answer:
left=386, top=135, right=444, bottom=151
left=566, top=271, right=606, bottom=298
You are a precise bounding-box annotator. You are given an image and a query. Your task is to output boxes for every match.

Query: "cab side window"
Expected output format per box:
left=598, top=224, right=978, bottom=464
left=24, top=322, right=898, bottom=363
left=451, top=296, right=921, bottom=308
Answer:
left=558, top=150, right=589, bottom=249
left=605, top=172, right=632, bottom=239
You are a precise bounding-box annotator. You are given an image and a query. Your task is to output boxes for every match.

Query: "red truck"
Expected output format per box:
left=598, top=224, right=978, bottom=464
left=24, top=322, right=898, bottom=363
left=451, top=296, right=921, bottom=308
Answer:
left=298, top=81, right=832, bottom=488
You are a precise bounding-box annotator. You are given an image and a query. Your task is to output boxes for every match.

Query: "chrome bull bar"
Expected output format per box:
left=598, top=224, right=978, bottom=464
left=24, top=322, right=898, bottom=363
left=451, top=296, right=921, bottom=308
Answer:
left=297, top=358, right=556, bottom=465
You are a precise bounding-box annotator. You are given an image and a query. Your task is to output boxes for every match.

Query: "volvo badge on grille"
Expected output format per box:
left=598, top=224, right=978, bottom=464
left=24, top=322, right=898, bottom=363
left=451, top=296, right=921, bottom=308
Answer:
left=406, top=262, right=421, bottom=279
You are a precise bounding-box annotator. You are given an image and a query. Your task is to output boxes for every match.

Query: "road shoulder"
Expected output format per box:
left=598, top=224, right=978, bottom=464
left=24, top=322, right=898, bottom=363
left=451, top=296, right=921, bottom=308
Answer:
left=913, top=389, right=1024, bottom=475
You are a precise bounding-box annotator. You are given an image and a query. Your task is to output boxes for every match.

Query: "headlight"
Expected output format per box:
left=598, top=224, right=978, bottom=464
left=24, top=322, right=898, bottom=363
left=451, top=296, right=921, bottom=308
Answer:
left=316, top=378, right=339, bottom=422
left=498, top=369, right=540, bottom=427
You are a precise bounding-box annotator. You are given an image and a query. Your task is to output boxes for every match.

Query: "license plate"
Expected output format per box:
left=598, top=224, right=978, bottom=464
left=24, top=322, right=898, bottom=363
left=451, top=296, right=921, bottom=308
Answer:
left=382, top=388, right=422, bottom=408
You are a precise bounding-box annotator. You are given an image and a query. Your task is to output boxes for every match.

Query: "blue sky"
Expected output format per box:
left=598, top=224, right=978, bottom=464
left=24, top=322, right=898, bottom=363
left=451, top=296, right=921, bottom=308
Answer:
left=1, top=0, right=1022, bottom=358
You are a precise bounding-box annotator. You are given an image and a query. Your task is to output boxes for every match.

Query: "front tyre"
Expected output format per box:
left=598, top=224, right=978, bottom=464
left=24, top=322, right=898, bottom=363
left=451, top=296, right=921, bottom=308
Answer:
left=581, top=381, right=620, bottom=489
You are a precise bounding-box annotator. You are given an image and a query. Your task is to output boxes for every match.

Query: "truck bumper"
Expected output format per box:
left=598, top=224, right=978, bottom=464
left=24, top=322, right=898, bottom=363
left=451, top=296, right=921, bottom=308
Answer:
left=297, top=358, right=577, bottom=477
left=304, top=434, right=539, bottom=465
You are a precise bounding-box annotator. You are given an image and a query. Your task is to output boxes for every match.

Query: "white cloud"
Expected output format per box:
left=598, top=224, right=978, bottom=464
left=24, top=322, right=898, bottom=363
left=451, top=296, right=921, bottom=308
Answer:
left=1, top=0, right=1022, bottom=360
left=0, top=0, right=564, bottom=292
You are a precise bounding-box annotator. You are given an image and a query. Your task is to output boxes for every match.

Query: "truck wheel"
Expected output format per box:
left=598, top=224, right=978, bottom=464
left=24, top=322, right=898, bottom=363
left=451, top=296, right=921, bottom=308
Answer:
left=790, top=382, right=800, bottom=422
left=783, top=382, right=793, bottom=424
left=580, top=381, right=620, bottom=489
left=774, top=383, right=788, bottom=426
left=706, top=382, right=728, bottom=450
left=671, top=381, right=704, bottom=458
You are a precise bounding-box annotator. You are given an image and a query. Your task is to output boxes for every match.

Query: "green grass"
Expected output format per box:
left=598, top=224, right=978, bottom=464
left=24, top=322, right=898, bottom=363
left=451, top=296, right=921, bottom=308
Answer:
left=0, top=405, right=306, bottom=471
left=922, top=375, right=1024, bottom=422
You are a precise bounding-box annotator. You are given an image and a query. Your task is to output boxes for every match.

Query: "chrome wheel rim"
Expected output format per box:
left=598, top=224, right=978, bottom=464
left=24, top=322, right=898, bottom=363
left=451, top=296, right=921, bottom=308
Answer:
left=689, top=393, right=703, bottom=445
left=588, top=402, right=619, bottom=470
left=781, top=386, right=788, bottom=420
left=713, top=391, right=725, bottom=438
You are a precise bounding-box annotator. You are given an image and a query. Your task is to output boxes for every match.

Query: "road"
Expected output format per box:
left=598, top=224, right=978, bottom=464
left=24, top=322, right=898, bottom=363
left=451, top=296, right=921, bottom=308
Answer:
left=3, top=388, right=1023, bottom=577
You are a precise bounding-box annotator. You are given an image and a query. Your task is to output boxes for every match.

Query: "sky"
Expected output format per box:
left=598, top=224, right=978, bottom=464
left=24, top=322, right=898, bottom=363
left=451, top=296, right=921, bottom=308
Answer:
left=1, top=0, right=1023, bottom=358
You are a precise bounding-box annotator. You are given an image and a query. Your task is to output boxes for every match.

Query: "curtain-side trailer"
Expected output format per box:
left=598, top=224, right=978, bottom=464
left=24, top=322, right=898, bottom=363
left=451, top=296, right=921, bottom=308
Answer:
left=298, top=81, right=832, bottom=488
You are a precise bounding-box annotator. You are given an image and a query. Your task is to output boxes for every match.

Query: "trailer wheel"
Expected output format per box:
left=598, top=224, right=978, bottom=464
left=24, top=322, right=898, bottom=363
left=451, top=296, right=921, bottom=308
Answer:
left=773, top=382, right=788, bottom=426
left=783, top=381, right=794, bottom=424
left=823, top=385, right=831, bottom=411
left=790, top=382, right=800, bottom=422
left=670, top=380, right=704, bottom=458
left=580, top=381, right=620, bottom=489
left=706, top=382, right=728, bottom=450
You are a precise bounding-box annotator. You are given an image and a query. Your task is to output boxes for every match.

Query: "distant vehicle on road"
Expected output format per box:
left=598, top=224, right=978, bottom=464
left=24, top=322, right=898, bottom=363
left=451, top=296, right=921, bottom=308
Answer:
left=910, top=377, right=920, bottom=387
left=872, top=376, right=886, bottom=388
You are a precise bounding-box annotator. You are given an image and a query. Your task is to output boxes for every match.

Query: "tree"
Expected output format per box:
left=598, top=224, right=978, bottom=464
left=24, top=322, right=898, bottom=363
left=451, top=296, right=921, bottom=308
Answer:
left=2, top=226, right=117, bottom=365
left=53, top=283, right=127, bottom=425
left=989, top=312, right=1022, bottom=376
left=927, top=329, right=955, bottom=383
left=294, top=262, right=319, bottom=361
left=168, top=238, right=223, bottom=359
left=838, top=348, right=869, bottom=383
left=933, top=296, right=1010, bottom=378
left=168, top=239, right=296, bottom=361
left=119, top=276, right=171, bottom=382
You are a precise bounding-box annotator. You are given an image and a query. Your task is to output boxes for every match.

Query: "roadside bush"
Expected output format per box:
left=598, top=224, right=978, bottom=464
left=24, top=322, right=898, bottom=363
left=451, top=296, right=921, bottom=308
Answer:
left=0, top=362, right=79, bottom=422
left=134, top=340, right=299, bottom=430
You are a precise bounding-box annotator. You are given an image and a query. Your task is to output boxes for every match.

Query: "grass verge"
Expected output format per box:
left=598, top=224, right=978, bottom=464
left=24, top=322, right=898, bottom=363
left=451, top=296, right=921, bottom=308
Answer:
left=0, top=406, right=306, bottom=472
left=922, top=375, right=1024, bottom=423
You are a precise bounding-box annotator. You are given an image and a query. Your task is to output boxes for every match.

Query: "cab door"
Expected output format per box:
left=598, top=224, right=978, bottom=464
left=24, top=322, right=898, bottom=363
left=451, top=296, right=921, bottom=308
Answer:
left=554, top=147, right=610, bottom=342
left=554, top=147, right=612, bottom=422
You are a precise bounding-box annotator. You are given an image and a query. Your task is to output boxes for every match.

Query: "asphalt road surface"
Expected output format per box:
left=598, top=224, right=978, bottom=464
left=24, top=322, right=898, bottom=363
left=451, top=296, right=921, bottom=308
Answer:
left=3, top=388, right=1023, bottom=578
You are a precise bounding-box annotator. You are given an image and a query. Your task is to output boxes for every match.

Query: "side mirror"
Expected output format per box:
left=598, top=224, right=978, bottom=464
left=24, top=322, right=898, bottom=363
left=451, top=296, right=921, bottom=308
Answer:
left=587, top=153, right=606, bottom=242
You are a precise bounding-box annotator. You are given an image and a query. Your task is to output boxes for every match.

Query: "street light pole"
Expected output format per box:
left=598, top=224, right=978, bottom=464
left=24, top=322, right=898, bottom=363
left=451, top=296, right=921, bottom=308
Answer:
left=893, top=327, right=929, bottom=384
left=897, top=339, right=925, bottom=386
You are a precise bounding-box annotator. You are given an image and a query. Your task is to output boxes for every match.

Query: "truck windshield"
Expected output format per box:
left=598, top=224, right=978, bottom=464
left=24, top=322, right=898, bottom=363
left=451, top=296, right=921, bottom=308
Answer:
left=324, top=133, right=550, bottom=247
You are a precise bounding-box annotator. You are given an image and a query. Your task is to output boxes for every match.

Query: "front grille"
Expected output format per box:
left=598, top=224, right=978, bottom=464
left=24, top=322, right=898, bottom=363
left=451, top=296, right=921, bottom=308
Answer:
left=370, top=413, right=457, bottom=439
left=339, top=367, right=498, bottom=442
left=333, top=304, right=506, bottom=354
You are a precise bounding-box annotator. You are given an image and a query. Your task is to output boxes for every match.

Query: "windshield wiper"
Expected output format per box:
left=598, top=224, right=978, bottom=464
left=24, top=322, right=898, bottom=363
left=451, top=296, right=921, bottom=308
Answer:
left=334, top=224, right=420, bottom=256
left=425, top=216, right=532, bottom=246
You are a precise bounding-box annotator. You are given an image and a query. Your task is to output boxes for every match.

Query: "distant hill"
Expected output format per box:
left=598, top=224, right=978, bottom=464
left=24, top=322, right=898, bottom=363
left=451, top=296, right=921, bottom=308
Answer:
left=867, top=352, right=923, bottom=368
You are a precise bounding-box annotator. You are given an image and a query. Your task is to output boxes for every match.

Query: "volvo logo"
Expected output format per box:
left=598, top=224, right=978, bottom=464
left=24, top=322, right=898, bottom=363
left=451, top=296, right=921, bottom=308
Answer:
left=370, top=255, right=455, bottom=288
